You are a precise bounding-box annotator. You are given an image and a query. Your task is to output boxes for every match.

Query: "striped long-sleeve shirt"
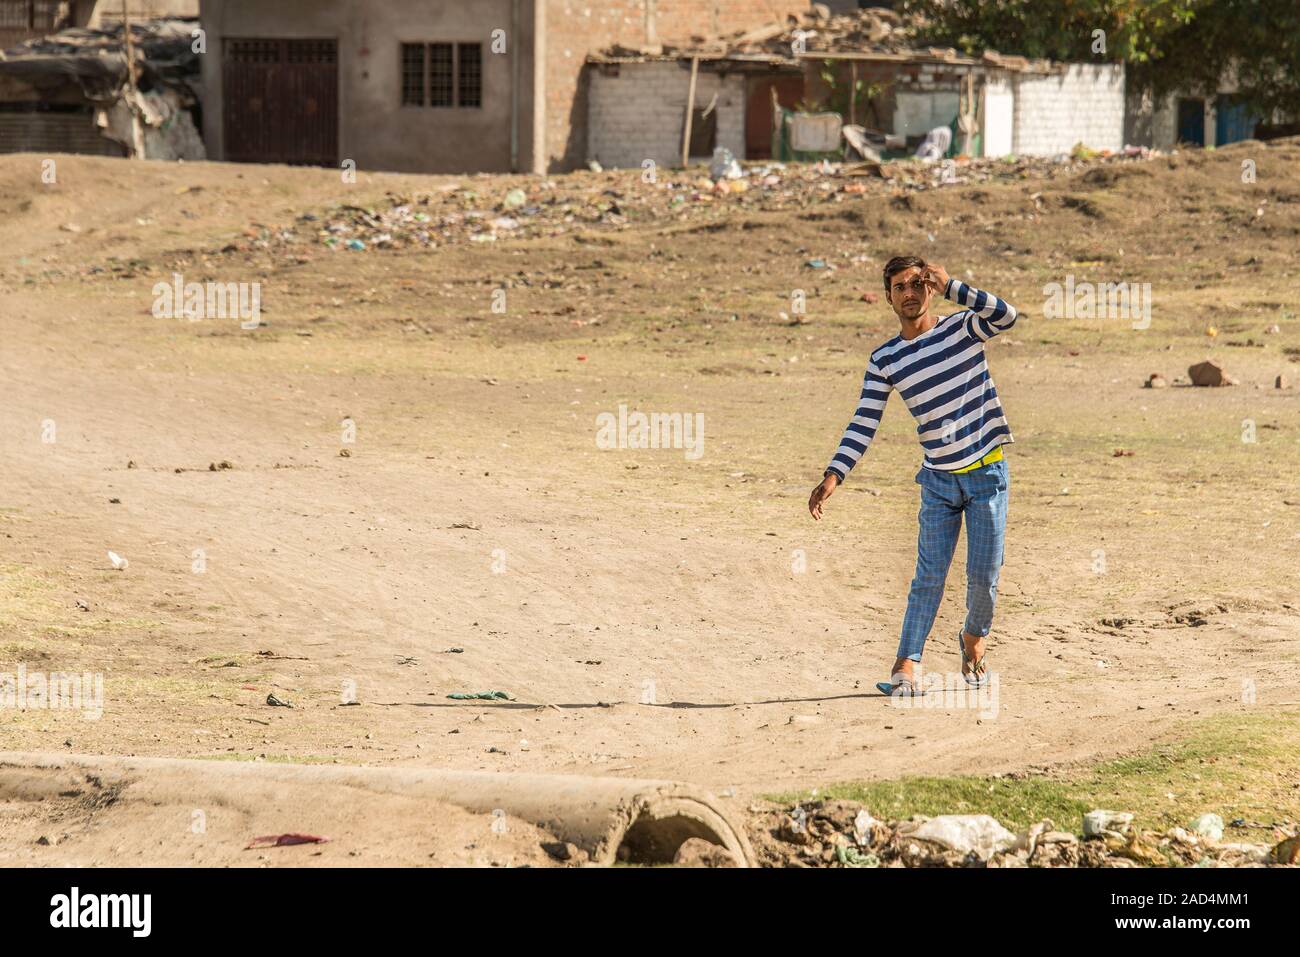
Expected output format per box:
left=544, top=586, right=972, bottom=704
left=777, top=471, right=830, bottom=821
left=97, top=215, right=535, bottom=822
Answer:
left=825, top=278, right=1018, bottom=480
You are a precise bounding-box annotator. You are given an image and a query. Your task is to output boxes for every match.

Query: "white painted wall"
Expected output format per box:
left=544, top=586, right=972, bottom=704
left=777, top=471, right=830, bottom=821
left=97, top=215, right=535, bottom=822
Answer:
left=1012, top=63, right=1125, bottom=156
left=982, top=77, right=1014, bottom=157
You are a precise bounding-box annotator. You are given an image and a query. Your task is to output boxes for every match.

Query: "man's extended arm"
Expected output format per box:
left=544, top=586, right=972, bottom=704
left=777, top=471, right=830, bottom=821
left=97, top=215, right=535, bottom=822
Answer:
left=946, top=278, right=1018, bottom=341
left=810, top=360, right=892, bottom=520
left=825, top=358, right=892, bottom=482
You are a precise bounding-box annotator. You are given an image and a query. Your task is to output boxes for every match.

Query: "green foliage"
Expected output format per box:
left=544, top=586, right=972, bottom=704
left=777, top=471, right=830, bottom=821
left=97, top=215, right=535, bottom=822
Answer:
left=804, top=61, right=886, bottom=128
left=901, top=0, right=1297, bottom=122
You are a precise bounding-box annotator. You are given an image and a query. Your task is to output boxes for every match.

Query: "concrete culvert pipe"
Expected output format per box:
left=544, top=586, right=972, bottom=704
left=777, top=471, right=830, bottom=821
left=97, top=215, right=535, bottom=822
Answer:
left=0, top=752, right=754, bottom=867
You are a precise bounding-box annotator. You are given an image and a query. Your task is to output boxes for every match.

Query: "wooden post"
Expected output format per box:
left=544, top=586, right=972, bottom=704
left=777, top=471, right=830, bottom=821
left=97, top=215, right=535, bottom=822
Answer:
left=771, top=85, right=781, bottom=159
left=120, top=1, right=144, bottom=158
left=849, top=61, right=857, bottom=126
left=681, top=55, right=699, bottom=169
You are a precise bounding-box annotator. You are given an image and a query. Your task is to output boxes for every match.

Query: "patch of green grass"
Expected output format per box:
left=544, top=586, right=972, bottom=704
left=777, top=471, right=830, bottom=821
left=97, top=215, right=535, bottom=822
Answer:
left=771, top=710, right=1300, bottom=835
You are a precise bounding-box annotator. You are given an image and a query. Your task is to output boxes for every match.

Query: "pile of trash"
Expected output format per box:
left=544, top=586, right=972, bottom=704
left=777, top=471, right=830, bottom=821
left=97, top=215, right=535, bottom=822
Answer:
left=752, top=799, right=1300, bottom=868
left=230, top=146, right=1162, bottom=260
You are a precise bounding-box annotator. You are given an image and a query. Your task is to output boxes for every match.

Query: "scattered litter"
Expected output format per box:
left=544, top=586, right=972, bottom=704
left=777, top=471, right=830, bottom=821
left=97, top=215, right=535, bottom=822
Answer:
left=903, top=814, right=1016, bottom=861
left=221, top=137, right=1163, bottom=264
left=1083, top=810, right=1134, bottom=838
left=1144, top=373, right=1168, bottom=389
left=709, top=147, right=743, bottom=182
left=834, top=844, right=879, bottom=867
left=107, top=551, right=128, bottom=570
left=1188, top=813, right=1225, bottom=842
left=1272, top=833, right=1300, bottom=864
left=265, top=693, right=293, bottom=708
left=756, top=798, right=1286, bottom=868
left=443, top=647, right=465, bottom=654
left=448, top=691, right=513, bottom=700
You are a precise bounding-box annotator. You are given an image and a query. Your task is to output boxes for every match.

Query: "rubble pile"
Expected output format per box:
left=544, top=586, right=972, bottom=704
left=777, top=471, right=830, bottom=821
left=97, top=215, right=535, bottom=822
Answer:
left=751, top=798, right=1300, bottom=868
left=598, top=7, right=1049, bottom=73
left=231, top=147, right=1161, bottom=260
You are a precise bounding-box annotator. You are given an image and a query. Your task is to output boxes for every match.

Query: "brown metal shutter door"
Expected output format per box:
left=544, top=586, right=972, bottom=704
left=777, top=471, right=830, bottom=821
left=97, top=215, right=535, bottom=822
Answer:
left=223, top=38, right=338, bottom=167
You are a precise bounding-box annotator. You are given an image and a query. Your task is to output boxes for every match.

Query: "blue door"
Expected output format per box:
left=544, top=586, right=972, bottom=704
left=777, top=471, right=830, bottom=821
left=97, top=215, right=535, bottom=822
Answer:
left=1215, top=95, right=1256, bottom=145
left=1177, top=98, right=1205, bottom=146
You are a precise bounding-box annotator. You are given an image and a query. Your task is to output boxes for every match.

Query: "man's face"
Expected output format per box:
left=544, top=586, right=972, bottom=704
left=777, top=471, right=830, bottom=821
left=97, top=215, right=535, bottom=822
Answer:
left=886, top=266, right=931, bottom=321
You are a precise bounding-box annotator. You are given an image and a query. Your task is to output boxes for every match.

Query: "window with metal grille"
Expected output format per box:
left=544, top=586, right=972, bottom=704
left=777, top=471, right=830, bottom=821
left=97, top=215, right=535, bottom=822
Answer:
left=227, top=39, right=281, bottom=64
left=457, top=43, right=481, bottom=108
left=287, top=40, right=336, bottom=64
left=401, top=42, right=482, bottom=109
left=0, top=1, right=30, bottom=28
left=429, top=43, right=453, bottom=107
left=32, top=0, right=62, bottom=26
left=400, top=43, right=425, bottom=105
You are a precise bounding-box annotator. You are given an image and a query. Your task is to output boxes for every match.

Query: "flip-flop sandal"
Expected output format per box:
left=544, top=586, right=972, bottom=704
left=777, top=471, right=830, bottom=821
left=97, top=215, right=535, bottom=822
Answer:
left=875, top=677, right=918, bottom=697
left=958, top=629, right=989, bottom=688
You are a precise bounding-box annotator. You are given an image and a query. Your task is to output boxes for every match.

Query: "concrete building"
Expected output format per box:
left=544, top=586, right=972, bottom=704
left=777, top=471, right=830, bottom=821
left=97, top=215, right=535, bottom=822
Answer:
left=90, top=1, right=199, bottom=25
left=586, top=47, right=1126, bottom=170
left=199, top=0, right=808, bottom=174
left=1125, top=67, right=1269, bottom=151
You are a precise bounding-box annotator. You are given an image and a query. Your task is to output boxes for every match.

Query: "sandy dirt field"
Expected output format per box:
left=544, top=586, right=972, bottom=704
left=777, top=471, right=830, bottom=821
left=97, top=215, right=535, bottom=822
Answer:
left=1, top=144, right=1298, bottom=862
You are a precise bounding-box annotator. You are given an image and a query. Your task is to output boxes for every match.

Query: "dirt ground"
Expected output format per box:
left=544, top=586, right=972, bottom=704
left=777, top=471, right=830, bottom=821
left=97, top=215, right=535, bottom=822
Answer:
left=1, top=143, right=1298, bottom=863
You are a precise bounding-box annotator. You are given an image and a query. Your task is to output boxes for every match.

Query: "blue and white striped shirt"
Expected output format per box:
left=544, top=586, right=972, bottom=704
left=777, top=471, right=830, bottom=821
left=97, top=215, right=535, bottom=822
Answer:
left=825, top=278, right=1018, bottom=480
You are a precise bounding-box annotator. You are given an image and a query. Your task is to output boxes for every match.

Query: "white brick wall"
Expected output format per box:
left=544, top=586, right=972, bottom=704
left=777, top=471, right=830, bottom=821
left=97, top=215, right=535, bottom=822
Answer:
left=1012, top=63, right=1125, bottom=156
left=587, top=61, right=747, bottom=169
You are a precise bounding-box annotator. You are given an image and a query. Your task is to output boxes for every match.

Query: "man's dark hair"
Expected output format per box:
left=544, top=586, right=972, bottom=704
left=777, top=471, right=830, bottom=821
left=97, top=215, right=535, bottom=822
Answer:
left=883, top=255, right=926, bottom=294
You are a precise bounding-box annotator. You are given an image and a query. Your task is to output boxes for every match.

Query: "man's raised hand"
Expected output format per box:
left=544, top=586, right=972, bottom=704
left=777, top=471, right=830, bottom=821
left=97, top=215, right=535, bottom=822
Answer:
left=923, top=263, right=950, bottom=296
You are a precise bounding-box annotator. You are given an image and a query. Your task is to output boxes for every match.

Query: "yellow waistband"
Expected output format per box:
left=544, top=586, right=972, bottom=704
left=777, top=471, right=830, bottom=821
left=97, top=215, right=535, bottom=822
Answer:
left=950, top=445, right=1004, bottom=474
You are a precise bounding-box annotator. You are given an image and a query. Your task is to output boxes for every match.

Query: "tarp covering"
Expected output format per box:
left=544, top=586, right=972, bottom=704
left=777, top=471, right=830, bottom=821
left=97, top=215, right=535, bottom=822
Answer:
left=0, top=19, right=199, bottom=100
left=0, top=18, right=202, bottom=160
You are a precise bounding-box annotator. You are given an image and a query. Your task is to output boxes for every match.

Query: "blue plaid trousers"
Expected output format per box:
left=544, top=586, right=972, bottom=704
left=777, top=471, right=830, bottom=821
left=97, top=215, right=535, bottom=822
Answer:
left=897, top=455, right=1009, bottom=662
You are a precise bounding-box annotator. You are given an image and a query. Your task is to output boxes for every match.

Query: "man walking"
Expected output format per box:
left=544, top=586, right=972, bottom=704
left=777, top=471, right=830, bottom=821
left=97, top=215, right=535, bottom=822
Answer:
left=808, top=257, right=1018, bottom=695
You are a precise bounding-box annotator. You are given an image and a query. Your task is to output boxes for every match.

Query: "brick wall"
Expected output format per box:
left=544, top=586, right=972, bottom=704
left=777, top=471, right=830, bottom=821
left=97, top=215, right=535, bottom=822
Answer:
left=546, top=0, right=805, bottom=170
left=1012, top=63, right=1125, bottom=156
left=587, top=60, right=745, bottom=169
